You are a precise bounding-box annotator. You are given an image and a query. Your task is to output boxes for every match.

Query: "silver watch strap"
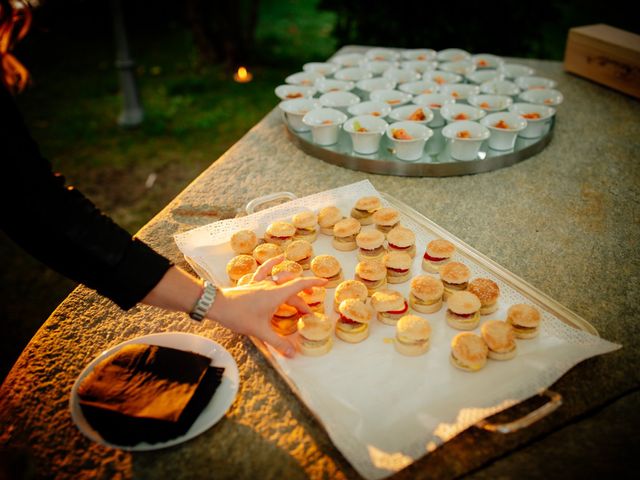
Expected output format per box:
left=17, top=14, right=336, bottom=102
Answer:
left=189, top=280, right=217, bottom=321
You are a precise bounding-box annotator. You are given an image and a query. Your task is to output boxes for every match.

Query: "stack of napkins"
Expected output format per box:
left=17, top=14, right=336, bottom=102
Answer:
left=78, top=343, right=224, bottom=446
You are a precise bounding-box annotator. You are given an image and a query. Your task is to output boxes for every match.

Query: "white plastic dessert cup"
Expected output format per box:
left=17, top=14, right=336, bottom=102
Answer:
left=399, top=80, right=440, bottom=96
left=515, top=75, right=557, bottom=90
left=442, top=120, right=490, bottom=161
left=355, top=78, right=397, bottom=99
left=402, top=48, right=437, bottom=61
left=274, top=84, right=317, bottom=101
left=439, top=59, right=476, bottom=76
left=302, top=108, right=348, bottom=146
left=285, top=71, right=324, bottom=86
left=388, top=105, right=434, bottom=125
left=370, top=89, right=413, bottom=108
left=334, top=67, right=373, bottom=82
left=467, top=69, right=504, bottom=84
left=386, top=121, right=433, bottom=161
left=437, top=48, right=471, bottom=62
left=365, top=48, right=400, bottom=62
left=319, top=91, right=361, bottom=114
left=343, top=115, right=389, bottom=154
left=519, top=88, right=564, bottom=106
left=439, top=83, right=481, bottom=103
left=508, top=102, right=556, bottom=138
left=480, top=112, right=527, bottom=150
left=440, top=103, right=486, bottom=124
left=422, top=70, right=463, bottom=85
left=472, top=53, right=504, bottom=69
left=400, top=60, right=438, bottom=74
left=468, top=94, right=513, bottom=112
left=383, top=67, right=421, bottom=85
left=347, top=100, right=392, bottom=119
left=279, top=98, right=320, bottom=132
left=362, top=60, right=396, bottom=76
left=314, top=78, right=355, bottom=94
left=499, top=63, right=535, bottom=79
left=480, top=79, right=520, bottom=97
left=330, top=53, right=365, bottom=68
left=303, top=62, right=339, bottom=77
left=412, top=92, right=455, bottom=127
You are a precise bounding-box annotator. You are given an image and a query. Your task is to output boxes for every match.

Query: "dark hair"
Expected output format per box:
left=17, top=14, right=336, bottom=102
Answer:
left=0, top=0, right=32, bottom=93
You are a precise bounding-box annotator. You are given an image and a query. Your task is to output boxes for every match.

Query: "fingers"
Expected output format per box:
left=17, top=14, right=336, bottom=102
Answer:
left=252, top=254, right=285, bottom=282
left=286, top=294, right=311, bottom=314
left=272, top=270, right=298, bottom=284
left=259, top=328, right=297, bottom=358
left=275, top=277, right=328, bottom=302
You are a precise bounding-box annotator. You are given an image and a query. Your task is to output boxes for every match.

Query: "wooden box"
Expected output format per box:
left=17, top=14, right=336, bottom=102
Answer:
left=564, top=24, right=640, bottom=99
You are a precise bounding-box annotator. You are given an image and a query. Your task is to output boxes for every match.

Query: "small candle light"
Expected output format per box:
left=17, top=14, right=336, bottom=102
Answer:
left=233, top=66, right=253, bottom=83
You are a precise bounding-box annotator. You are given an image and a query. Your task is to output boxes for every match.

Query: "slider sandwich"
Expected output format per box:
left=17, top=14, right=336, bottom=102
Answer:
left=371, top=289, right=409, bottom=325
left=355, top=229, right=386, bottom=261
left=506, top=304, right=541, bottom=339
left=292, top=211, right=319, bottom=243
left=372, top=207, right=401, bottom=235
left=350, top=196, right=382, bottom=226
left=318, top=206, right=344, bottom=235
left=467, top=278, right=500, bottom=315
left=285, top=240, right=314, bottom=270
left=310, top=255, right=344, bottom=288
left=230, top=229, right=258, bottom=255
left=384, top=251, right=413, bottom=284
left=446, top=291, right=481, bottom=330
left=394, top=315, right=431, bottom=356
left=481, top=320, right=517, bottom=360
left=226, top=255, right=257, bottom=284
left=450, top=332, right=489, bottom=372
left=252, top=243, right=283, bottom=265
left=334, top=280, right=368, bottom=312
left=297, top=313, right=333, bottom=356
left=332, top=217, right=361, bottom=251
left=336, top=298, right=372, bottom=343
left=271, top=260, right=303, bottom=281
left=264, top=221, right=296, bottom=247
left=271, top=304, right=300, bottom=336
left=409, top=275, right=444, bottom=313
left=439, top=261, right=471, bottom=299
left=355, top=259, right=388, bottom=295
left=422, top=239, right=456, bottom=273
left=386, top=226, right=416, bottom=258
left=298, top=286, right=326, bottom=314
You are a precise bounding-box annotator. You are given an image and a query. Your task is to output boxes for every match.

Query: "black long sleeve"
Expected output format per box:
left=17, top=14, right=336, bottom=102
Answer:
left=0, top=85, right=172, bottom=310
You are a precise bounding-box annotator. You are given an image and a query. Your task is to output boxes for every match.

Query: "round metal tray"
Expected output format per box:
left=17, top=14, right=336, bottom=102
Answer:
left=285, top=118, right=554, bottom=177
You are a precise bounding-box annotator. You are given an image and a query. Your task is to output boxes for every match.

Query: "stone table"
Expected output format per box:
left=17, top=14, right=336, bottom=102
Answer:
left=1, top=48, right=639, bottom=479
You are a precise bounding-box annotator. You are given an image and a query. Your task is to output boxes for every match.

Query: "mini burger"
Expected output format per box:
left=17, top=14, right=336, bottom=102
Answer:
left=384, top=251, right=413, bottom=284
left=252, top=243, right=283, bottom=265
left=310, top=255, right=343, bottom=288
left=271, top=259, right=303, bottom=281
left=336, top=298, right=372, bottom=343
left=506, top=303, right=541, bottom=339
left=230, top=229, right=258, bottom=254
left=446, top=291, right=481, bottom=330
left=372, top=207, right=401, bottom=234
left=395, top=315, right=431, bottom=356
left=354, top=259, right=387, bottom=295
left=481, top=320, right=517, bottom=360
left=439, top=261, right=471, bottom=299
left=332, top=217, right=361, bottom=251
left=271, top=303, right=300, bottom=336
left=292, top=211, right=319, bottom=243
left=226, top=254, right=257, bottom=284
left=297, top=313, right=333, bottom=356
left=355, top=229, right=386, bottom=261
left=333, top=279, right=368, bottom=312
left=409, top=275, right=444, bottom=313
left=318, top=206, right=344, bottom=235
left=450, top=332, right=489, bottom=372
left=285, top=239, right=314, bottom=270
left=467, top=278, right=500, bottom=315
left=350, top=196, right=381, bottom=226
left=298, top=286, right=326, bottom=314
left=264, top=221, right=296, bottom=247
left=422, top=239, right=456, bottom=273
left=386, top=226, right=416, bottom=258
left=371, top=289, right=409, bottom=325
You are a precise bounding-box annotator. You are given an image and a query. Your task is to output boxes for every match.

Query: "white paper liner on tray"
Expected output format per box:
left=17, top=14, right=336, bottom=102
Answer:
left=175, top=180, right=620, bottom=480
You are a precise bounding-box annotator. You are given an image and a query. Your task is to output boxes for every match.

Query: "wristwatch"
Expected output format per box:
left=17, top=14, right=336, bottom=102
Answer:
left=189, top=280, right=217, bottom=321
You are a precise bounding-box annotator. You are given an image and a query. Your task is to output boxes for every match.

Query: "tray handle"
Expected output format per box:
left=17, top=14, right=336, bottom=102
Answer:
left=245, top=192, right=298, bottom=215
left=476, top=390, right=563, bottom=434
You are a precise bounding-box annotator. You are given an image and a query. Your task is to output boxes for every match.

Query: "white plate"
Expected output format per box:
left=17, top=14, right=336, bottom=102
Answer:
left=69, top=332, right=240, bottom=451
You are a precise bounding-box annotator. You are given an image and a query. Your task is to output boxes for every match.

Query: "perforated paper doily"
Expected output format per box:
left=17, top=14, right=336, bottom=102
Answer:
left=175, top=180, right=620, bottom=480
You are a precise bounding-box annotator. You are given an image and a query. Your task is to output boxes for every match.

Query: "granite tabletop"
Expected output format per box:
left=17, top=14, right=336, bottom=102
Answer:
left=1, top=47, right=639, bottom=479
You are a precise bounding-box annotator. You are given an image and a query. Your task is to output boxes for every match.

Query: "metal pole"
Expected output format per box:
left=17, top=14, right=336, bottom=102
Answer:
left=111, top=0, right=143, bottom=127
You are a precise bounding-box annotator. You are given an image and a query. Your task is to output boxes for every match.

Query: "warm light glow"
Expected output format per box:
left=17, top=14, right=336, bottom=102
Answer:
left=233, top=66, right=253, bottom=83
